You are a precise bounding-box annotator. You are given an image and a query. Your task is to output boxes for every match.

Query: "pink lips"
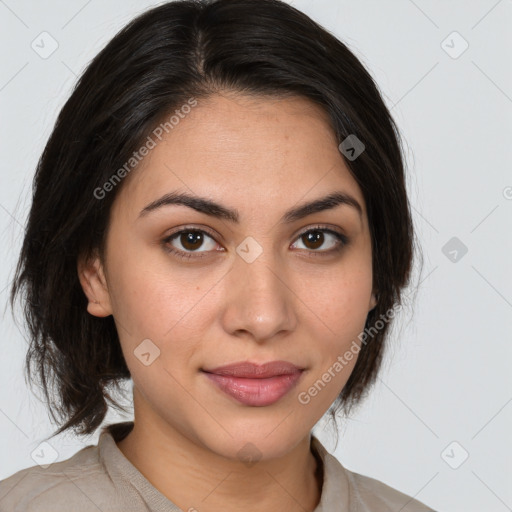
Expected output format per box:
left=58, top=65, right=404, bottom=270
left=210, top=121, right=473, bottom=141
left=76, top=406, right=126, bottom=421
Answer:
left=202, top=361, right=304, bottom=406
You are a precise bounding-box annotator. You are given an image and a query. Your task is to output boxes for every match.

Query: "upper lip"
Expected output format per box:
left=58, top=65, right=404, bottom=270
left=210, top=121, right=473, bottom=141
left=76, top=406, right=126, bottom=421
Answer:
left=202, top=361, right=304, bottom=378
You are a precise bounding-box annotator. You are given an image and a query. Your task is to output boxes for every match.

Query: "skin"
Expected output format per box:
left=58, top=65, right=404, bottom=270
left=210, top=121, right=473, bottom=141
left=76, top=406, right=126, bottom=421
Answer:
left=78, top=92, right=377, bottom=512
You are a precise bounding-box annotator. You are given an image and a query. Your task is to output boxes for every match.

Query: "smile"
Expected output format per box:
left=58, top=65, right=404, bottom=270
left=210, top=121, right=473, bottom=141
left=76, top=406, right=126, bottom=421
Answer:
left=201, top=360, right=305, bottom=406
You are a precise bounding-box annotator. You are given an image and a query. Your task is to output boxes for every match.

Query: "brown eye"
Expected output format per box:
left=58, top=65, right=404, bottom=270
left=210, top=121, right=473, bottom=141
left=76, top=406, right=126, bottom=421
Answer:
left=163, top=225, right=347, bottom=262
left=179, top=231, right=205, bottom=251
left=291, top=228, right=347, bottom=254
left=302, top=230, right=325, bottom=250
left=163, top=229, right=219, bottom=259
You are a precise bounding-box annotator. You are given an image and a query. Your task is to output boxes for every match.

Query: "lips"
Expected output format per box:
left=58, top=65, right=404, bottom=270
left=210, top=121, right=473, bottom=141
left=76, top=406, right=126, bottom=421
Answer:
left=202, top=361, right=305, bottom=406
left=203, top=360, right=304, bottom=378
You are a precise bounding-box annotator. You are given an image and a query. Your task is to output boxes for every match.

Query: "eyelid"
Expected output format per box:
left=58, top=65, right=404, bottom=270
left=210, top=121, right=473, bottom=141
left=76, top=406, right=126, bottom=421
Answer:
left=164, top=224, right=221, bottom=242
left=291, top=223, right=347, bottom=241
left=164, top=223, right=346, bottom=241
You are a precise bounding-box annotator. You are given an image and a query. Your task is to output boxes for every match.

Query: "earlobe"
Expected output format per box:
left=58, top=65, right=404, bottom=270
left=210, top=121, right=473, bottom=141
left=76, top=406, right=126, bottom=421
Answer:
left=369, top=291, right=378, bottom=312
left=77, top=254, right=113, bottom=317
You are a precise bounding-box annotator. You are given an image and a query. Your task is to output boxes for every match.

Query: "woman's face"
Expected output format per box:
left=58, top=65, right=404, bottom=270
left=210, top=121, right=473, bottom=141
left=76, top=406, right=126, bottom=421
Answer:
left=83, top=93, right=376, bottom=460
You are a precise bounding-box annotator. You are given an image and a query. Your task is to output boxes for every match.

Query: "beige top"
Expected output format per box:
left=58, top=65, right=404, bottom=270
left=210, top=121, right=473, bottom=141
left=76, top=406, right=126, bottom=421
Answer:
left=0, top=422, right=436, bottom=511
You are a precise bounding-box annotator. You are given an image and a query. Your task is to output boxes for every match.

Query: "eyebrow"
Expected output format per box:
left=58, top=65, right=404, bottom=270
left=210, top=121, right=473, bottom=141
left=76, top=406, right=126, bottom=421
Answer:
left=138, top=190, right=363, bottom=224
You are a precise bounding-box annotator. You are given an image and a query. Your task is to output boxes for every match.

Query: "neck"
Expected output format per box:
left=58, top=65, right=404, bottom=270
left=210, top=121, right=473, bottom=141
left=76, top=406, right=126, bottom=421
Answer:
left=116, top=403, right=322, bottom=512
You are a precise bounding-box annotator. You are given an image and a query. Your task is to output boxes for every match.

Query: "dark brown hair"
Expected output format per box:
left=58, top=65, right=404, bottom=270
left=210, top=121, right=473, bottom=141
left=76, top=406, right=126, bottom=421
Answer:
left=10, top=0, right=419, bottom=438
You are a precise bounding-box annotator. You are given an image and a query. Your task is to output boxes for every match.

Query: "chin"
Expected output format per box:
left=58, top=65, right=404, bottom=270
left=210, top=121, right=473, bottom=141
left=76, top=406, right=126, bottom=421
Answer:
left=193, top=415, right=313, bottom=463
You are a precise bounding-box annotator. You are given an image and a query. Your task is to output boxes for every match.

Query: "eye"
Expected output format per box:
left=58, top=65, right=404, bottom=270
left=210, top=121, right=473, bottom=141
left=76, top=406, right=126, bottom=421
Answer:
left=162, top=224, right=348, bottom=261
left=290, top=226, right=348, bottom=255
left=163, top=228, right=221, bottom=260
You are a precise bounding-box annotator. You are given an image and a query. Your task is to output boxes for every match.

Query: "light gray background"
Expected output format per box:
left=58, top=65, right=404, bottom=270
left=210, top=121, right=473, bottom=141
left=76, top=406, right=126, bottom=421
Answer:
left=1, top=1, right=511, bottom=511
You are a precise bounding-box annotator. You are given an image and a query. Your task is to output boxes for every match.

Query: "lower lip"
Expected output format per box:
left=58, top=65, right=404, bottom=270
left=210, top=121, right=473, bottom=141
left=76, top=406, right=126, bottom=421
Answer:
left=203, top=371, right=304, bottom=406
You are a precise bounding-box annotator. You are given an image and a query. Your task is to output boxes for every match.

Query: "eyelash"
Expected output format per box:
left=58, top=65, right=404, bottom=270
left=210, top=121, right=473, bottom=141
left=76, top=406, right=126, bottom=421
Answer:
left=162, top=224, right=349, bottom=262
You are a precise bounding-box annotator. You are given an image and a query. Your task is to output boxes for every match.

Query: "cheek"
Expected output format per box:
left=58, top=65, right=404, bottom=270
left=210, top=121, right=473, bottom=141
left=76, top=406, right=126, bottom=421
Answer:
left=105, top=245, right=216, bottom=387
left=105, top=232, right=202, bottom=337
left=300, top=259, right=373, bottom=339
left=294, top=255, right=372, bottom=398
left=328, top=276, right=371, bottom=335
left=294, top=269, right=372, bottom=410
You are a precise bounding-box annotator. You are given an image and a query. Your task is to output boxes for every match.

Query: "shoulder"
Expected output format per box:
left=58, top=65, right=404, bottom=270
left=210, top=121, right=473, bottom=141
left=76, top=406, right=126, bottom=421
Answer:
left=345, top=468, right=437, bottom=512
left=311, top=436, right=437, bottom=512
left=0, top=443, right=111, bottom=512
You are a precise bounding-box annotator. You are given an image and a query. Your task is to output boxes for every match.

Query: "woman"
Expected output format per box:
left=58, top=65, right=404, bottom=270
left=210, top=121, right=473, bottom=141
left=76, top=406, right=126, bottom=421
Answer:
left=0, top=0, right=435, bottom=510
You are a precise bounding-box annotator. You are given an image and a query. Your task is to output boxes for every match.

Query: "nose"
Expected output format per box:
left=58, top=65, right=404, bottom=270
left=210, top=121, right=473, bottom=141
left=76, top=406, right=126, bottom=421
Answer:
left=220, top=248, right=297, bottom=343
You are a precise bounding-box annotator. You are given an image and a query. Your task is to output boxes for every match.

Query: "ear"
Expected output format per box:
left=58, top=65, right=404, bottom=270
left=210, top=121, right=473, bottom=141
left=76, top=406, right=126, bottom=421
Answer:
left=368, top=290, right=378, bottom=312
left=77, top=252, right=113, bottom=317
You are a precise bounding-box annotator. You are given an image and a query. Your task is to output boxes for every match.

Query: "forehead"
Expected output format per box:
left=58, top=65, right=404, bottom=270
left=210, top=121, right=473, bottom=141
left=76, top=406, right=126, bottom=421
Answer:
left=113, top=93, right=366, bottom=220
